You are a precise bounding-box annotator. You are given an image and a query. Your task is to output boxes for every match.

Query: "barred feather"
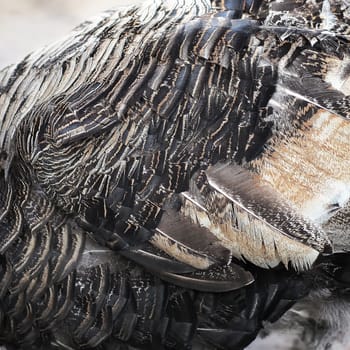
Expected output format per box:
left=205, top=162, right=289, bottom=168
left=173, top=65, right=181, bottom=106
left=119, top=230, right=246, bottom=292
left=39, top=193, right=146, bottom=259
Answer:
left=0, top=0, right=350, bottom=349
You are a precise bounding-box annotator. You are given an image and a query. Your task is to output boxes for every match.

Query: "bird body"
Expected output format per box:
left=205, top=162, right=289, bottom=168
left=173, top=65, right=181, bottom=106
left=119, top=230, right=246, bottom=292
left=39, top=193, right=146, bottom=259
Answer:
left=0, top=0, right=350, bottom=349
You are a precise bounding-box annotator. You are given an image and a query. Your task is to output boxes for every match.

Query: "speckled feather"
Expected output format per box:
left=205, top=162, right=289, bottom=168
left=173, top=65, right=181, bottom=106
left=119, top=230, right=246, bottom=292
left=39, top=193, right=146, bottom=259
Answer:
left=1, top=0, right=350, bottom=349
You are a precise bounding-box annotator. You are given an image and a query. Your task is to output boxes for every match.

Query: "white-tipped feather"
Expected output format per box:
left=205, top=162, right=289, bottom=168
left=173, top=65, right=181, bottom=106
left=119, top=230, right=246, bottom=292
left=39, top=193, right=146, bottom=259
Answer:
left=182, top=190, right=320, bottom=271
left=321, top=0, right=338, bottom=30
left=150, top=229, right=215, bottom=270
left=325, top=56, right=350, bottom=96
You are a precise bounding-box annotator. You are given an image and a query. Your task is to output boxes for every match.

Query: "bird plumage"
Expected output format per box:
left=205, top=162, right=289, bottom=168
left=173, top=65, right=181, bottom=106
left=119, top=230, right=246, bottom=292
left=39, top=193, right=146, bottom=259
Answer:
left=0, top=0, right=350, bottom=349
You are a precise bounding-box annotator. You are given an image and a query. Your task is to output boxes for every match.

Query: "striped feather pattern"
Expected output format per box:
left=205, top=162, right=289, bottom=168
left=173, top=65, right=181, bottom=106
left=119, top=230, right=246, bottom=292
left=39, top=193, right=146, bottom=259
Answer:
left=1, top=0, right=350, bottom=349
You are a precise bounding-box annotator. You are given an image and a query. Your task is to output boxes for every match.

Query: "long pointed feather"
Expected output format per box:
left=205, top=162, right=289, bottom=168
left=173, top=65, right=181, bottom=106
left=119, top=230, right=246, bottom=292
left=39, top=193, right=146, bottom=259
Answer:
left=178, top=163, right=333, bottom=271
left=154, top=262, right=254, bottom=292
left=206, top=163, right=329, bottom=249
left=151, top=210, right=231, bottom=269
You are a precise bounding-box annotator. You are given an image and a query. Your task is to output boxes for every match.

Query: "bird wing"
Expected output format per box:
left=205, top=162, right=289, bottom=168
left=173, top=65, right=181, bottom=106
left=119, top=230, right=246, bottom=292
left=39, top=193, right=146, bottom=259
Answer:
left=11, top=0, right=350, bottom=287
left=2, top=0, right=350, bottom=348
